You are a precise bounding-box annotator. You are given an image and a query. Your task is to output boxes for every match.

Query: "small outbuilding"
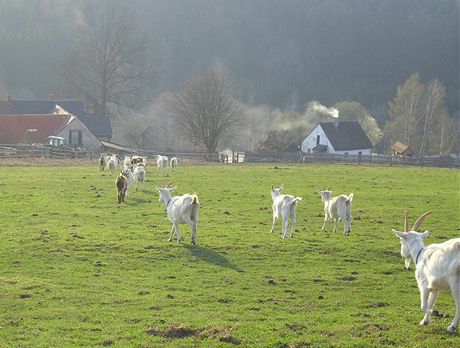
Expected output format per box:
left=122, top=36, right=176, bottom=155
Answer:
left=391, top=141, right=414, bottom=158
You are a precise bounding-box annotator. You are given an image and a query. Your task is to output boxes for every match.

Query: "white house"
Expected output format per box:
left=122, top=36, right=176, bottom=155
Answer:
left=301, top=120, right=372, bottom=155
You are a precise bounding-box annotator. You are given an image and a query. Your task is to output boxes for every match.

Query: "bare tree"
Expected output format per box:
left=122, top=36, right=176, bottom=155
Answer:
left=418, top=79, right=445, bottom=157
left=62, top=1, right=149, bottom=117
left=167, top=72, right=241, bottom=153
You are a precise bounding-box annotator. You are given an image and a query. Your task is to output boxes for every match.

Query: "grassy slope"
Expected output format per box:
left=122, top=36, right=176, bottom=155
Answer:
left=0, top=164, right=459, bottom=347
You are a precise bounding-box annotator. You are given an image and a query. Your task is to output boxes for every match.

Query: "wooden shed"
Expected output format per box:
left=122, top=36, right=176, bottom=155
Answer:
left=391, top=141, right=414, bottom=158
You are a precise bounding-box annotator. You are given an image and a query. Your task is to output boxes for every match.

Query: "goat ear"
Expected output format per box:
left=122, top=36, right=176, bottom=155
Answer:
left=271, top=185, right=274, bottom=191
left=170, top=186, right=177, bottom=192
left=392, top=229, right=406, bottom=240
left=280, top=185, right=283, bottom=191
left=420, top=230, right=429, bottom=239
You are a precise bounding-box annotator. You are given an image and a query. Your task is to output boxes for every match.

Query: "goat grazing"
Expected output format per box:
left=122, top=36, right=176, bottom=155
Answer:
left=270, top=185, right=302, bottom=238
left=392, top=210, right=460, bottom=333
left=156, top=155, right=169, bottom=176
left=132, top=163, right=145, bottom=191
left=115, top=172, right=128, bottom=204
left=318, top=188, right=353, bottom=235
left=156, top=185, right=200, bottom=245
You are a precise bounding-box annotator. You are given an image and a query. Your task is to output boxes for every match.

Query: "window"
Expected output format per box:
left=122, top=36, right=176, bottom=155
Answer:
left=69, top=130, right=82, bottom=146
left=316, top=135, right=320, bottom=145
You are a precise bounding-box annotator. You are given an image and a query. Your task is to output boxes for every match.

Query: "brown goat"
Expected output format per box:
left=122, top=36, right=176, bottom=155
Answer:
left=116, top=173, right=128, bottom=204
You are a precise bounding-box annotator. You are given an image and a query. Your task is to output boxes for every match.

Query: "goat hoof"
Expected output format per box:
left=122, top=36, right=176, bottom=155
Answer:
left=419, top=319, right=429, bottom=326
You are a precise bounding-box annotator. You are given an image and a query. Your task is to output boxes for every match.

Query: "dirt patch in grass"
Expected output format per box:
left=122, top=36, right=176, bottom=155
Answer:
left=146, top=324, right=240, bottom=344
left=146, top=323, right=197, bottom=338
left=199, top=326, right=240, bottom=345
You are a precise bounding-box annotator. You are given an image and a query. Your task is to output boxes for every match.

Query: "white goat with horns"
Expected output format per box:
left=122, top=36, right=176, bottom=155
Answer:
left=270, top=185, right=302, bottom=238
left=392, top=210, right=460, bottom=333
left=156, top=184, right=200, bottom=245
left=318, top=188, right=353, bottom=235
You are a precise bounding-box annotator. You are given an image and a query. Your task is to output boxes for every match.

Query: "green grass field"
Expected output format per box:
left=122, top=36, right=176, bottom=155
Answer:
left=1, top=163, right=459, bottom=347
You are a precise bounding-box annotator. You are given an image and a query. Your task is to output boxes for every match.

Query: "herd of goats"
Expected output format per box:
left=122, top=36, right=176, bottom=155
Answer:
left=96, top=153, right=459, bottom=333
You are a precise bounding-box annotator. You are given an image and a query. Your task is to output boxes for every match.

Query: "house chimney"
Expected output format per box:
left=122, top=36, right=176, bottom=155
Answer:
left=333, top=115, right=339, bottom=128
left=49, top=93, right=55, bottom=102
left=6, top=95, right=11, bottom=104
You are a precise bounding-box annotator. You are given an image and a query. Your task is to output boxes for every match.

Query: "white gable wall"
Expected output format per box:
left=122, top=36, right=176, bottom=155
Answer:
left=55, top=117, right=101, bottom=149
left=301, top=124, right=331, bottom=153
left=301, top=124, right=372, bottom=155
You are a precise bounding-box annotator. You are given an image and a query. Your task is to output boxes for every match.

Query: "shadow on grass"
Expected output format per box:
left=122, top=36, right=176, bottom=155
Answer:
left=126, top=197, right=151, bottom=205
left=183, top=244, right=242, bottom=272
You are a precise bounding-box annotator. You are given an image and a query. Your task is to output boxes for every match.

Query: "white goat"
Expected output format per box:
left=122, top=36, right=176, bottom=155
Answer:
left=318, top=188, right=353, bottom=235
left=270, top=185, right=302, bottom=238
left=123, top=155, right=132, bottom=168
left=106, top=155, right=118, bottom=175
left=392, top=210, right=460, bottom=333
left=156, top=155, right=169, bottom=176
left=156, top=185, right=200, bottom=245
left=132, top=163, right=146, bottom=191
left=170, top=157, right=178, bottom=171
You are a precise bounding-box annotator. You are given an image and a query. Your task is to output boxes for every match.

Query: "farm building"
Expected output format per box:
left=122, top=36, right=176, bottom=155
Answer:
left=0, top=114, right=101, bottom=149
left=0, top=95, right=112, bottom=141
left=391, top=141, right=414, bottom=158
left=301, top=120, right=373, bottom=155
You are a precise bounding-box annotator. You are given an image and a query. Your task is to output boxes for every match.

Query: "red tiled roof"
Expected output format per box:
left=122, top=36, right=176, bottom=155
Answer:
left=0, top=114, right=71, bottom=144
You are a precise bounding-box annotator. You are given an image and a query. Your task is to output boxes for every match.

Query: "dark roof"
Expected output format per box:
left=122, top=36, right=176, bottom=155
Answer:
left=0, top=98, right=85, bottom=117
left=0, top=114, right=72, bottom=144
left=319, top=121, right=372, bottom=151
left=312, top=144, right=328, bottom=153
left=100, top=140, right=134, bottom=153
left=79, top=115, right=112, bottom=138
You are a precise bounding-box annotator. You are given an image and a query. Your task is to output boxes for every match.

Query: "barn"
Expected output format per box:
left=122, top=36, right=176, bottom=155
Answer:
left=0, top=95, right=112, bottom=141
left=301, top=120, right=373, bottom=155
left=0, top=114, right=101, bottom=149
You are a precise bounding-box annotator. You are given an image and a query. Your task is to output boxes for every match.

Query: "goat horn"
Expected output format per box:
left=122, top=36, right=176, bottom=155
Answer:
left=404, top=209, right=409, bottom=232
left=412, top=211, right=432, bottom=232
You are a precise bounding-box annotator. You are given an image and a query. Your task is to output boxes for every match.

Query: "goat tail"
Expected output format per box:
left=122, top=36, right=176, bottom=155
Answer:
left=190, top=195, right=200, bottom=222
left=289, top=197, right=302, bottom=210
left=346, top=193, right=354, bottom=205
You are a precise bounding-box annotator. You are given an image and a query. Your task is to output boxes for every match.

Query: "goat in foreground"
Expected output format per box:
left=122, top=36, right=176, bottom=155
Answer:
left=115, top=172, right=128, bottom=204
left=156, top=185, right=200, bottom=245
left=318, top=188, right=353, bottom=235
left=392, top=210, right=460, bottom=333
left=270, top=185, right=302, bottom=238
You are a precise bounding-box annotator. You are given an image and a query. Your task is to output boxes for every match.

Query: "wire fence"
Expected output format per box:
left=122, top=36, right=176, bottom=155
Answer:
left=1, top=144, right=459, bottom=168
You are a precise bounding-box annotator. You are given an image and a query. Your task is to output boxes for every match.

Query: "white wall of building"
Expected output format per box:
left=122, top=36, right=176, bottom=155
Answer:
left=55, top=117, right=101, bottom=149
left=301, top=124, right=331, bottom=153
left=301, top=124, right=372, bottom=155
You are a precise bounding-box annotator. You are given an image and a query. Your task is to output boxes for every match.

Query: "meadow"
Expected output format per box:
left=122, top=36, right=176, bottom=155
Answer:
left=0, top=163, right=459, bottom=347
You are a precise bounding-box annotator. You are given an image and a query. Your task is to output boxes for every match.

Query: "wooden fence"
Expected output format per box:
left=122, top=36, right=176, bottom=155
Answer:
left=1, top=144, right=459, bottom=168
